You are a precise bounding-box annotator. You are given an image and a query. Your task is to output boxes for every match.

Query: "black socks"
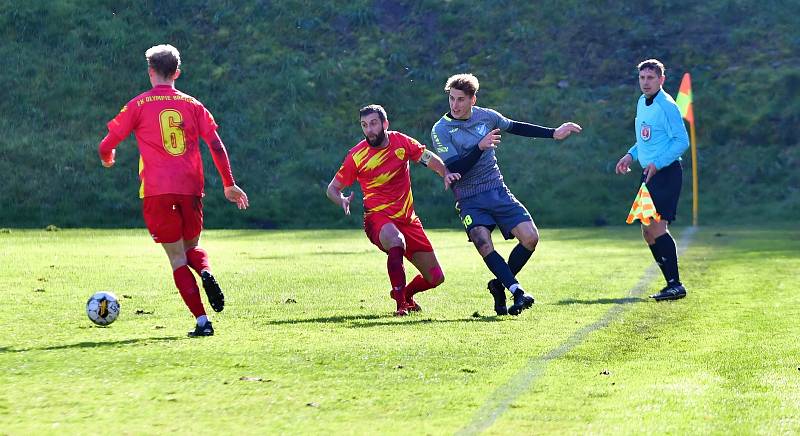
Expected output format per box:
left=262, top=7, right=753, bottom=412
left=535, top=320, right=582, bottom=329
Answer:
left=508, top=243, right=534, bottom=275
left=651, top=233, right=680, bottom=286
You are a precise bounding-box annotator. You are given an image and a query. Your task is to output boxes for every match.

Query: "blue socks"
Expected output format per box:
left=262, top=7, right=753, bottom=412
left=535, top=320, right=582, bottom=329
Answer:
left=483, top=251, right=518, bottom=290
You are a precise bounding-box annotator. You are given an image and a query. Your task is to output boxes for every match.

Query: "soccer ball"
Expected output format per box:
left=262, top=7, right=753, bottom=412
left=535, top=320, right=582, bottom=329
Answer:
left=86, top=291, right=121, bottom=326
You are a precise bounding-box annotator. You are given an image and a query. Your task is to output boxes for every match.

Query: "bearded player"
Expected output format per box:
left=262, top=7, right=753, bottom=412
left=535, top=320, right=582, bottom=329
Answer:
left=327, top=105, right=456, bottom=316
left=97, top=44, right=249, bottom=337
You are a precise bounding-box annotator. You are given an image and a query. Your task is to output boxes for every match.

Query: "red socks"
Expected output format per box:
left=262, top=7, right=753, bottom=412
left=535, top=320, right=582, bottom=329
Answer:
left=405, top=275, right=433, bottom=296
left=387, top=246, right=406, bottom=291
left=173, top=265, right=206, bottom=318
left=406, top=266, right=444, bottom=297
left=186, top=247, right=210, bottom=274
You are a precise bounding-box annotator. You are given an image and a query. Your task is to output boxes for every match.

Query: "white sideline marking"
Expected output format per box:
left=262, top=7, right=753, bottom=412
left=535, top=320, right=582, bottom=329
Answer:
left=457, top=227, right=697, bottom=435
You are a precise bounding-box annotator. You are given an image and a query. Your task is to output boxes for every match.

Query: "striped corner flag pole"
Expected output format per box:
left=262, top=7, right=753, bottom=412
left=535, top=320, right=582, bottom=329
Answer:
left=626, top=182, right=662, bottom=226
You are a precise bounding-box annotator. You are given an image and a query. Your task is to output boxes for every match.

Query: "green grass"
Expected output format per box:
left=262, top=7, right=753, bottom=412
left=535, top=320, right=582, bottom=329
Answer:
left=1, top=226, right=799, bottom=434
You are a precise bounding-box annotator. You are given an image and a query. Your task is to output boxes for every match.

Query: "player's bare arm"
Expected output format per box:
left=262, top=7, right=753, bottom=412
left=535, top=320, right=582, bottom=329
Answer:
left=553, top=122, right=582, bottom=140
left=418, top=149, right=461, bottom=190
left=224, top=185, right=249, bottom=210
left=326, top=178, right=354, bottom=215
left=443, top=172, right=461, bottom=190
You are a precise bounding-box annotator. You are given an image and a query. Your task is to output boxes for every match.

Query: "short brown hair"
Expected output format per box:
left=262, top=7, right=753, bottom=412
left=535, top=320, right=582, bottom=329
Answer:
left=359, top=104, right=387, bottom=122
left=637, top=59, right=665, bottom=77
left=445, top=73, right=479, bottom=96
left=145, top=44, right=181, bottom=79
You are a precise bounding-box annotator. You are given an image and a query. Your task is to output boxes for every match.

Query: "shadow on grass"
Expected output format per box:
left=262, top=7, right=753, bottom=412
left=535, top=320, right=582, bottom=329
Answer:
left=263, top=314, right=387, bottom=325
left=555, top=297, right=647, bottom=305
left=263, top=313, right=506, bottom=326
left=1, top=336, right=183, bottom=353
left=348, top=315, right=505, bottom=328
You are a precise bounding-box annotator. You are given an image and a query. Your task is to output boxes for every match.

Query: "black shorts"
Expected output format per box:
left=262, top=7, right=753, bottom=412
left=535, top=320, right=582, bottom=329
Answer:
left=639, top=160, right=682, bottom=222
left=455, top=188, right=532, bottom=241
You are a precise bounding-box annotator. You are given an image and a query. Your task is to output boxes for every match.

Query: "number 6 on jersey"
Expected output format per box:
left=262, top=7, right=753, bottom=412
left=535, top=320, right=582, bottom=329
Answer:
left=159, top=109, right=186, bottom=155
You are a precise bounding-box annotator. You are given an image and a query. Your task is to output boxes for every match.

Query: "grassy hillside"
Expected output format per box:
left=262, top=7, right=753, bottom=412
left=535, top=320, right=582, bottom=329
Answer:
left=1, top=0, right=797, bottom=228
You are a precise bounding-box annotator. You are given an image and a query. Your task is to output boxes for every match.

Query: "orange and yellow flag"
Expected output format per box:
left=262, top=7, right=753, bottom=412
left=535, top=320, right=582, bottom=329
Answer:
left=675, top=73, right=694, bottom=126
left=626, top=183, right=662, bottom=225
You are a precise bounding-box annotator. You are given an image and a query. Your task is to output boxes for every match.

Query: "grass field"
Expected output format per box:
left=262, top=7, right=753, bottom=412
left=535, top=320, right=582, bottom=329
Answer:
left=1, top=226, right=799, bottom=434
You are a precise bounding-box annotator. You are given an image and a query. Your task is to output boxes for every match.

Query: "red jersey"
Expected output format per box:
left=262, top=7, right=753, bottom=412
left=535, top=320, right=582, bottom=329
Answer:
left=106, top=85, right=219, bottom=198
left=335, top=131, right=426, bottom=223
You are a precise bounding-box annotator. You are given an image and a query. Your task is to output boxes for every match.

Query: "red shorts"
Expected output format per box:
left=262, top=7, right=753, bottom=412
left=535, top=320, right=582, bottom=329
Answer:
left=142, top=194, right=203, bottom=244
left=364, top=213, right=434, bottom=260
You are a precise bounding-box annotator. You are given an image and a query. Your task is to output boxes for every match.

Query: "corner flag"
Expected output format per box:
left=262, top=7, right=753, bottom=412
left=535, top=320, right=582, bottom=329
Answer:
left=675, top=72, right=699, bottom=226
left=675, top=73, right=694, bottom=126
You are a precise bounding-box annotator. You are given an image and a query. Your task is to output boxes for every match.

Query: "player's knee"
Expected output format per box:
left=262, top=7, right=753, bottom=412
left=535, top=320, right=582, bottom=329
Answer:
left=381, top=235, right=405, bottom=251
left=470, top=232, right=493, bottom=255
left=473, top=240, right=493, bottom=256
left=169, top=255, right=188, bottom=271
left=641, top=226, right=658, bottom=244
left=521, top=232, right=539, bottom=251
left=428, top=266, right=445, bottom=287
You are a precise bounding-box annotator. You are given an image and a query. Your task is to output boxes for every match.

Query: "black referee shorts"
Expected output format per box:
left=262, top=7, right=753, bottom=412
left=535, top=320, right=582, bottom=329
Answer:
left=640, top=160, right=682, bottom=222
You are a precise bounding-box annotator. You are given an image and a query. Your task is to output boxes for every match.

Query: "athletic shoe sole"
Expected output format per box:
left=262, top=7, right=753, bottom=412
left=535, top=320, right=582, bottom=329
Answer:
left=201, top=271, right=225, bottom=313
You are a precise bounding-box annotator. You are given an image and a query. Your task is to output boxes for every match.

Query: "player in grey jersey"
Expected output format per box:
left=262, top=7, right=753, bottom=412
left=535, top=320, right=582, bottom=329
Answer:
left=432, top=73, right=581, bottom=315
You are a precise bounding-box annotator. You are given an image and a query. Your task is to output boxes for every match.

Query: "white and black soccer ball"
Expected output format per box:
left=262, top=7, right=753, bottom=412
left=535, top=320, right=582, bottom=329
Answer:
left=86, top=291, right=121, bottom=326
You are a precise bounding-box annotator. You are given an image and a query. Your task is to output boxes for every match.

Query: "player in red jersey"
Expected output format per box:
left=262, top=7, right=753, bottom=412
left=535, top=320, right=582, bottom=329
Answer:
left=97, top=44, right=249, bottom=337
left=327, top=105, right=459, bottom=316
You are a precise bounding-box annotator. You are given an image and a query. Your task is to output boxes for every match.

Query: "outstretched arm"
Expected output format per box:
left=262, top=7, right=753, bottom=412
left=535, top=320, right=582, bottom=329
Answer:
left=553, top=122, right=582, bottom=139
left=507, top=120, right=582, bottom=140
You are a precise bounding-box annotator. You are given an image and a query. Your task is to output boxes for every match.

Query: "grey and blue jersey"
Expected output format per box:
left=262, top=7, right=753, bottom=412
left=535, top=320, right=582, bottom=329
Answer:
left=431, top=106, right=512, bottom=200
left=627, top=90, right=689, bottom=169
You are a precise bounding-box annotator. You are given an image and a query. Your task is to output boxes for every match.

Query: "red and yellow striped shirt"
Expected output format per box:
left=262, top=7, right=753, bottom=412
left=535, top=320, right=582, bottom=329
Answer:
left=335, top=131, right=426, bottom=223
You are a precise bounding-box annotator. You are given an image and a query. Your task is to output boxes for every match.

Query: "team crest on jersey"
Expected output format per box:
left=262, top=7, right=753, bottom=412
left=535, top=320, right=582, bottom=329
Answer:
left=640, top=122, right=651, bottom=141
left=476, top=123, right=488, bottom=136
left=395, top=148, right=405, bottom=160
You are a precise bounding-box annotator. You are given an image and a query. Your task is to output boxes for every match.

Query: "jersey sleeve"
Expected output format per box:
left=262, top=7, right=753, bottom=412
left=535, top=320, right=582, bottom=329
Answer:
left=485, top=108, right=512, bottom=131
left=334, top=152, right=357, bottom=187
left=402, top=133, right=426, bottom=162
left=431, top=123, right=459, bottom=163
left=197, top=104, right=220, bottom=141
left=106, top=102, right=137, bottom=139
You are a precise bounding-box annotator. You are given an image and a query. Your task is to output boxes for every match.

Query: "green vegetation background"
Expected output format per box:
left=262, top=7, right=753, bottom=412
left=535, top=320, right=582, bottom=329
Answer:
left=2, top=0, right=797, bottom=229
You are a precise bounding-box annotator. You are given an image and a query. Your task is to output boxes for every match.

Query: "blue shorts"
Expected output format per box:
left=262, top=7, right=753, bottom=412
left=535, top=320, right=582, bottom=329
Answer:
left=640, top=160, right=682, bottom=222
left=455, top=188, right=532, bottom=241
